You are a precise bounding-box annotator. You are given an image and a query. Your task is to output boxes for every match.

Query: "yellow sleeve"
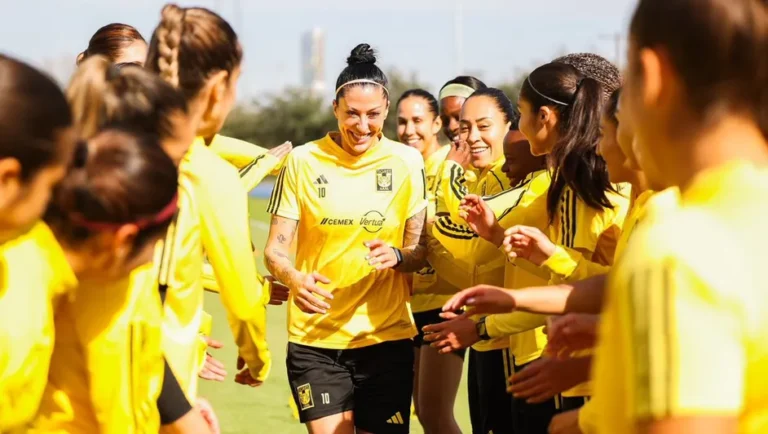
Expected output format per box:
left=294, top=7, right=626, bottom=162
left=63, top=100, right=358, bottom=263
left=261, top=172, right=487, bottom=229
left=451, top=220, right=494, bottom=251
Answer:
left=541, top=245, right=611, bottom=283
left=627, top=250, right=745, bottom=420
left=266, top=152, right=301, bottom=220
left=431, top=181, right=541, bottom=265
left=578, top=399, right=599, bottom=434
left=209, top=135, right=284, bottom=191
left=485, top=311, right=548, bottom=337
left=407, top=158, right=428, bottom=218
left=425, top=233, right=473, bottom=291
left=435, top=160, right=468, bottom=219
left=198, top=166, right=271, bottom=382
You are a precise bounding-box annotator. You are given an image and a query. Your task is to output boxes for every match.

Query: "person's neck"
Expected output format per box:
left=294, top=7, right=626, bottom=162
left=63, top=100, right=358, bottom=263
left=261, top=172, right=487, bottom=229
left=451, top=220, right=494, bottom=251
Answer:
left=629, top=170, right=649, bottom=199
left=63, top=247, right=90, bottom=279
left=665, top=117, right=768, bottom=192
left=420, top=140, right=442, bottom=161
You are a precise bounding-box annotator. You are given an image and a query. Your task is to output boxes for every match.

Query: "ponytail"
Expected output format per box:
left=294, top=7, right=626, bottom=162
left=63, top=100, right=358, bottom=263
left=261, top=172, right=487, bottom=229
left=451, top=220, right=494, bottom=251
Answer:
left=45, top=129, right=178, bottom=256
left=67, top=56, right=113, bottom=139
left=155, top=4, right=184, bottom=87
left=520, top=62, right=615, bottom=222
left=146, top=3, right=242, bottom=102
left=67, top=55, right=187, bottom=142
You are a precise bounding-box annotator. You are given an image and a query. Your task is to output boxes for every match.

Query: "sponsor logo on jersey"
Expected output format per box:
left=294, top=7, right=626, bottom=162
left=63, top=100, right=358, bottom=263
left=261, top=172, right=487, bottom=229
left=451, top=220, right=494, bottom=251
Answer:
left=319, top=217, right=354, bottom=226
left=360, top=210, right=386, bottom=233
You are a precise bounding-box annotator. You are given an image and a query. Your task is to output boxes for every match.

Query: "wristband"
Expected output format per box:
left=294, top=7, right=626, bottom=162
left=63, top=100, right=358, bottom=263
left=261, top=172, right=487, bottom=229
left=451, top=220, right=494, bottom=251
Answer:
left=475, top=317, right=491, bottom=340
left=392, top=247, right=404, bottom=268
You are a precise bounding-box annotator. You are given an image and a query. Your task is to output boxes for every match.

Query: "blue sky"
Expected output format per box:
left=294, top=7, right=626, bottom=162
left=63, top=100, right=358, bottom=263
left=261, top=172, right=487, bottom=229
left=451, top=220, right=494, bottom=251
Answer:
left=0, top=0, right=638, bottom=100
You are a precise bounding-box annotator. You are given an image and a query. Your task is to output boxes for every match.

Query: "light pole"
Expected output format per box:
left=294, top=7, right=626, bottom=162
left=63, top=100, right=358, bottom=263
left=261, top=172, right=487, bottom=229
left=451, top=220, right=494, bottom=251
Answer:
left=599, top=32, right=623, bottom=69
left=454, top=0, right=464, bottom=76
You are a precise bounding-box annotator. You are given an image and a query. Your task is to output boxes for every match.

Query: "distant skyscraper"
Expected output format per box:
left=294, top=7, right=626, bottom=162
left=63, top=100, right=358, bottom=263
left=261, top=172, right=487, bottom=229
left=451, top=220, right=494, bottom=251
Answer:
left=301, top=28, right=326, bottom=96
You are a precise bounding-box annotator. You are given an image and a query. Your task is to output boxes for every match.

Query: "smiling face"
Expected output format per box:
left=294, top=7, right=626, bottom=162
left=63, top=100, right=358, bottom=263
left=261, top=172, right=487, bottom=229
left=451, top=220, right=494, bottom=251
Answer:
left=333, top=85, right=389, bottom=156
left=396, top=95, right=441, bottom=156
left=459, top=95, right=510, bottom=170
left=440, top=95, right=465, bottom=142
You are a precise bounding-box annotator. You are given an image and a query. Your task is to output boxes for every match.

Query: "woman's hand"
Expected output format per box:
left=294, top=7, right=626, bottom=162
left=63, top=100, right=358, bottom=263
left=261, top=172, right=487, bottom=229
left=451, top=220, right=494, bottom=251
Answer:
left=502, top=225, right=557, bottom=266
left=459, top=195, right=505, bottom=245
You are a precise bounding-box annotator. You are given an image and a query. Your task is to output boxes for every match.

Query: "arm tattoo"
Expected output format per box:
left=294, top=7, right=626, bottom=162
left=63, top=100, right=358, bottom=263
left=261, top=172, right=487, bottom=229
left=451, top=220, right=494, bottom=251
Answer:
left=265, top=217, right=303, bottom=290
left=397, top=208, right=428, bottom=273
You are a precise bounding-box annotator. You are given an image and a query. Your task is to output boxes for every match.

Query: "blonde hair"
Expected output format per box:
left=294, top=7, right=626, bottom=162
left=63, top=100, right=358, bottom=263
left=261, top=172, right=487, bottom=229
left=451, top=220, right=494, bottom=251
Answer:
left=67, top=55, right=187, bottom=140
left=146, top=3, right=242, bottom=101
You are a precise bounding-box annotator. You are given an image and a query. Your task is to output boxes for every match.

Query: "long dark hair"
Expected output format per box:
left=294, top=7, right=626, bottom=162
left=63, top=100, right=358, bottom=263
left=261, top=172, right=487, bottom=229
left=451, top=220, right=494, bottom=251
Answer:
left=520, top=62, right=615, bottom=222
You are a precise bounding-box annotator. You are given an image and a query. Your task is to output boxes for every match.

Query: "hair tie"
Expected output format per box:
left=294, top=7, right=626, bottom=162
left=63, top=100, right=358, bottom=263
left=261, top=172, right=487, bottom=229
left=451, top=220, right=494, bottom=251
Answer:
left=335, top=79, right=389, bottom=97
left=69, top=193, right=179, bottom=232
left=73, top=140, right=88, bottom=168
left=526, top=76, right=570, bottom=106
left=439, top=83, right=476, bottom=100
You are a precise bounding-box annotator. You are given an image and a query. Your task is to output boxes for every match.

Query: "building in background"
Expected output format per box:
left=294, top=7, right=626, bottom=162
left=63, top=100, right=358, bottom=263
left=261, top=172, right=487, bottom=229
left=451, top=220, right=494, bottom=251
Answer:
left=301, top=28, right=325, bottom=97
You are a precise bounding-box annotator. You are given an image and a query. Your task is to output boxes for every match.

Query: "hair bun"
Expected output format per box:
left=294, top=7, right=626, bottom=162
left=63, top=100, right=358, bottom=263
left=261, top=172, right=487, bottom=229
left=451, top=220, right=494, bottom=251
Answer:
left=347, top=43, right=376, bottom=66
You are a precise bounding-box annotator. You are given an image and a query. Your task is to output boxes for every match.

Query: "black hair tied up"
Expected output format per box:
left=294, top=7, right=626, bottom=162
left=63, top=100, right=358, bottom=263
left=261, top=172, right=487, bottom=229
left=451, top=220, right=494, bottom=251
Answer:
left=347, top=43, right=377, bottom=65
left=335, top=43, right=388, bottom=100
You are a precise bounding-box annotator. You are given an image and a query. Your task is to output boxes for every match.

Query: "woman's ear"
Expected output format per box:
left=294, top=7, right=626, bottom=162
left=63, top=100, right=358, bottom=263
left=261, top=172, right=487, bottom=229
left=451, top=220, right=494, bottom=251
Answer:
left=431, top=116, right=443, bottom=136
left=0, top=158, right=23, bottom=211
left=112, top=223, right=139, bottom=262
left=198, top=70, right=230, bottom=135
left=332, top=99, right=340, bottom=121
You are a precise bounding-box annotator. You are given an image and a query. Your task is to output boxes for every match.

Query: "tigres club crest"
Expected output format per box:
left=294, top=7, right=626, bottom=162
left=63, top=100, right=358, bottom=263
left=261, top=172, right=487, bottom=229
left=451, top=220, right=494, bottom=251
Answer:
left=376, top=168, right=393, bottom=192
left=297, top=383, right=314, bottom=410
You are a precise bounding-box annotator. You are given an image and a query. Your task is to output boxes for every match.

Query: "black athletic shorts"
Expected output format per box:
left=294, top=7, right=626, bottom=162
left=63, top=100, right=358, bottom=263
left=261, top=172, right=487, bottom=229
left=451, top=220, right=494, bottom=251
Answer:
left=511, top=358, right=588, bottom=434
left=467, top=347, right=515, bottom=434
left=412, top=308, right=467, bottom=358
left=287, top=339, right=414, bottom=433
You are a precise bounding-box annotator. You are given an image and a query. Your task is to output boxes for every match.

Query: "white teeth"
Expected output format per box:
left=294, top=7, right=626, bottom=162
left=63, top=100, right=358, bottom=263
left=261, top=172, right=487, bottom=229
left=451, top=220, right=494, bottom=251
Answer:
left=471, top=148, right=488, bottom=154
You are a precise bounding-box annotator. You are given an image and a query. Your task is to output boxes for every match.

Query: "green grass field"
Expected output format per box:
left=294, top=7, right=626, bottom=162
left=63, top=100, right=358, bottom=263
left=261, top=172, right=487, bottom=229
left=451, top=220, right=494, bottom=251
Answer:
left=198, top=197, right=473, bottom=433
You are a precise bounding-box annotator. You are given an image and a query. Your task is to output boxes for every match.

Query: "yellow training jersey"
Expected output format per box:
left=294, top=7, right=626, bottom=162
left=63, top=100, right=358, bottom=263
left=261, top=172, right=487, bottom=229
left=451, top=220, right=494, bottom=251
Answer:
left=202, top=134, right=285, bottom=292
left=594, top=163, right=768, bottom=434
left=208, top=134, right=283, bottom=192
left=156, top=137, right=271, bottom=400
left=430, top=157, right=516, bottom=351
left=576, top=186, right=679, bottom=433
left=0, top=222, right=77, bottom=432
left=432, top=169, right=552, bottom=362
left=267, top=133, right=427, bottom=349
left=412, top=145, right=456, bottom=313
left=32, top=264, right=164, bottom=433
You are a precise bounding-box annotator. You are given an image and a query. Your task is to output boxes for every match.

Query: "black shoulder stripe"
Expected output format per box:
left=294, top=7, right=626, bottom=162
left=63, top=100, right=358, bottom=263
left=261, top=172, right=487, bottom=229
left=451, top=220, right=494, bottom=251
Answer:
left=239, top=154, right=266, bottom=178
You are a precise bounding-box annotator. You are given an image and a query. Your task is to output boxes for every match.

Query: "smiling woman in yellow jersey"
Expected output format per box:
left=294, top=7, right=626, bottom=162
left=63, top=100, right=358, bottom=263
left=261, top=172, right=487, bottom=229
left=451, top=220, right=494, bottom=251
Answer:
left=145, top=3, right=273, bottom=399
left=0, top=55, right=77, bottom=432
left=594, top=0, right=768, bottom=433
left=395, top=88, right=464, bottom=434
left=430, top=61, right=628, bottom=433
left=265, top=44, right=427, bottom=434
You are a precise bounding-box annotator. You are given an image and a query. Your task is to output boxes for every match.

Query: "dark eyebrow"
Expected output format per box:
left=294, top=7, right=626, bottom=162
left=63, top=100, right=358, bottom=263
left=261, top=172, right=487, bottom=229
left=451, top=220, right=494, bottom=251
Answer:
left=476, top=117, right=493, bottom=122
